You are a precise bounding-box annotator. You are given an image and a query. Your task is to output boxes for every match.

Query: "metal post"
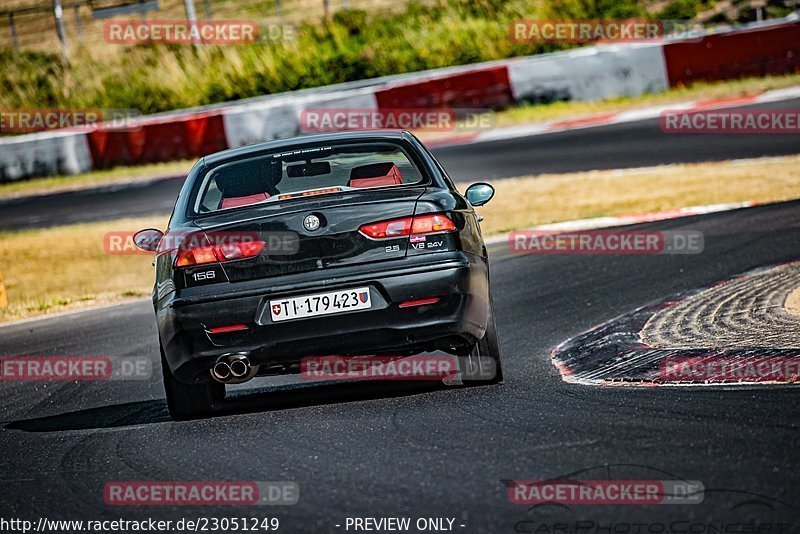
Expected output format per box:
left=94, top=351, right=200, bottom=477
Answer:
left=73, top=5, right=83, bottom=43
left=203, top=0, right=212, bottom=20
left=183, top=0, right=201, bottom=45
left=52, top=0, right=69, bottom=63
left=275, top=0, right=284, bottom=24
left=8, top=13, right=19, bottom=48
left=323, top=0, right=330, bottom=19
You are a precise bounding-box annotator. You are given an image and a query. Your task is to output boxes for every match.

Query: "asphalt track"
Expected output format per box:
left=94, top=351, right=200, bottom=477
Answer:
left=1, top=98, right=799, bottom=231
left=1, top=200, right=800, bottom=531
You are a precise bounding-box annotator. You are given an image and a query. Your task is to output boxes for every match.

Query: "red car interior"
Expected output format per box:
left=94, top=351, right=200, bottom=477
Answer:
left=216, top=159, right=281, bottom=209
left=221, top=192, right=271, bottom=209
left=348, top=162, right=403, bottom=188
left=216, top=160, right=403, bottom=209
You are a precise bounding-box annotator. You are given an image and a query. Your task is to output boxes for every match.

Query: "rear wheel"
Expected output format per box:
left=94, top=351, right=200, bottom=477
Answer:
left=161, top=344, right=224, bottom=419
left=461, top=296, right=503, bottom=385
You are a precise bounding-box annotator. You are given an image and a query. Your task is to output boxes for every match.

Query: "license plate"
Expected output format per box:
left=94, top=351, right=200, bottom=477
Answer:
left=269, top=287, right=371, bottom=322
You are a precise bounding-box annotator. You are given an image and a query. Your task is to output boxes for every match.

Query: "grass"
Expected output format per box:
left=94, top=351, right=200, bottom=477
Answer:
left=464, top=155, right=800, bottom=235
left=0, top=1, right=561, bottom=116
left=2, top=154, right=800, bottom=323
left=1, top=0, right=791, bottom=121
left=2, top=73, right=798, bottom=199
left=0, top=0, right=432, bottom=58
left=7, top=0, right=791, bottom=120
left=0, top=215, right=166, bottom=323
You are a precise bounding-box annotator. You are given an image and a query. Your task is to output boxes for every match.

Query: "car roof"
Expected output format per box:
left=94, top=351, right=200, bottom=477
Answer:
left=202, top=130, right=413, bottom=167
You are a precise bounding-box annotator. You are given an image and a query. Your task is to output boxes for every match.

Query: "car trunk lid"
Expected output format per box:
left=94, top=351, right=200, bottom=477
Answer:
left=191, top=187, right=426, bottom=282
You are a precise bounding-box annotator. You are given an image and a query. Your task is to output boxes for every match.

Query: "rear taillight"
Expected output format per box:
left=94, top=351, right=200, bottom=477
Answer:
left=411, top=214, right=456, bottom=235
left=175, top=241, right=265, bottom=267
left=175, top=246, right=217, bottom=267
left=359, top=214, right=456, bottom=239
left=216, top=241, right=265, bottom=261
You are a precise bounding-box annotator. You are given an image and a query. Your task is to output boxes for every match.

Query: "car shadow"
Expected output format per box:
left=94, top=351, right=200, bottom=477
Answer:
left=4, top=379, right=450, bottom=433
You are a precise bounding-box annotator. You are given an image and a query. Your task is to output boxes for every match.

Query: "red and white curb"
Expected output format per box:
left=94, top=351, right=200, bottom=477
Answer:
left=550, top=259, right=800, bottom=387
left=483, top=201, right=758, bottom=246
left=428, top=85, right=800, bottom=149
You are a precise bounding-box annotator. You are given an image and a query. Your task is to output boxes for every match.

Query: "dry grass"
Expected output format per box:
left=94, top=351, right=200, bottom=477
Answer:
left=0, top=0, right=418, bottom=57
left=0, top=215, right=166, bottom=322
left=463, top=155, right=800, bottom=235
left=2, top=155, right=800, bottom=323
left=494, top=74, right=800, bottom=127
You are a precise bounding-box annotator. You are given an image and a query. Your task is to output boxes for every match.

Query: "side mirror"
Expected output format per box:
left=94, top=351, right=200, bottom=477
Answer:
left=133, top=228, right=164, bottom=253
left=465, top=182, right=495, bottom=207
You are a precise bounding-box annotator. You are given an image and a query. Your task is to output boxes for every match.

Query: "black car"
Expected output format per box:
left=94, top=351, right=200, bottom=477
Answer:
left=134, top=130, right=502, bottom=418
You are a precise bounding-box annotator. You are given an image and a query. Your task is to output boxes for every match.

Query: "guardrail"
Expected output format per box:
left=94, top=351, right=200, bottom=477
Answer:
left=1, top=17, right=798, bottom=182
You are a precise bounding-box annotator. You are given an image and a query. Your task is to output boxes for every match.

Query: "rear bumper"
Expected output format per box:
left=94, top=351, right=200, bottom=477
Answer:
left=157, top=252, right=490, bottom=383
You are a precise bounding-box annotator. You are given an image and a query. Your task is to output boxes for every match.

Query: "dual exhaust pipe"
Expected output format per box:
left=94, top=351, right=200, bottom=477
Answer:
left=211, top=352, right=256, bottom=383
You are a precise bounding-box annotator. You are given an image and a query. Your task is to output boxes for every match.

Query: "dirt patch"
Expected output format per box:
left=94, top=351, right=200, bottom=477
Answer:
left=785, top=286, right=800, bottom=318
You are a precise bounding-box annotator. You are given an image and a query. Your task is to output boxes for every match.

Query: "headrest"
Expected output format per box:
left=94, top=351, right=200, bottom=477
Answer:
left=348, top=162, right=403, bottom=188
left=215, top=159, right=280, bottom=198
left=349, top=162, right=397, bottom=180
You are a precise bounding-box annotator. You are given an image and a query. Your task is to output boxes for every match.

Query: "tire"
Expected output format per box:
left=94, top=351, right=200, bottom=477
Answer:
left=461, top=295, right=504, bottom=385
left=161, top=344, right=224, bottom=419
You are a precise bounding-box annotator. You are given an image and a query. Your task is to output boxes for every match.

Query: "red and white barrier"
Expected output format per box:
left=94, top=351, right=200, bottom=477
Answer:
left=222, top=87, right=378, bottom=149
left=507, top=42, right=669, bottom=104
left=662, top=22, right=800, bottom=87
left=87, top=111, right=227, bottom=168
left=375, top=65, right=514, bottom=110
left=0, top=131, right=92, bottom=181
left=1, top=19, right=797, bottom=181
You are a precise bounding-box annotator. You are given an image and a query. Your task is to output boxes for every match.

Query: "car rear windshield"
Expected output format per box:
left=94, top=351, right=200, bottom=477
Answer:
left=191, top=142, right=425, bottom=215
